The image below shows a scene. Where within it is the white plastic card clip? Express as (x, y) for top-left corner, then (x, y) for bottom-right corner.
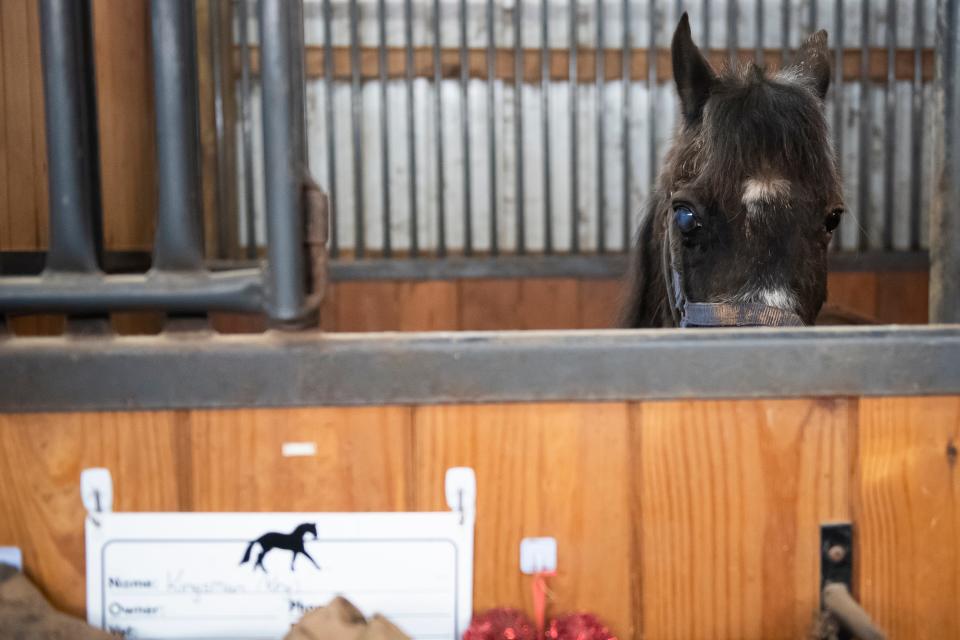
(445, 467), (477, 525)
(80, 468), (113, 525)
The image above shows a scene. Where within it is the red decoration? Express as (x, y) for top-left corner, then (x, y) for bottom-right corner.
(463, 608), (538, 640)
(544, 613), (618, 640)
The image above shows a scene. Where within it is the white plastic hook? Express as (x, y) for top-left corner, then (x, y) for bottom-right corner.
(81, 468), (113, 526)
(445, 468), (476, 525)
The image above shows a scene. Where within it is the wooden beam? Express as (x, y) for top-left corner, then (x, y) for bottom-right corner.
(238, 46), (935, 84)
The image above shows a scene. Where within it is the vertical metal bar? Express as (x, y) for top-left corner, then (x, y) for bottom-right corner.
(405, 0), (419, 256)
(487, 0), (499, 255)
(701, 0), (710, 46)
(910, 0), (925, 250)
(728, 0), (738, 66)
(756, 0), (765, 65)
(570, 0), (581, 252)
(622, 0), (632, 250)
(150, 0), (204, 271)
(379, 0), (392, 256)
(460, 0), (474, 254)
(514, 0), (526, 254)
(260, 0), (309, 322)
(39, 0), (102, 273)
(541, 0), (554, 253)
(930, 0), (960, 322)
(832, 0), (845, 252)
(647, 0), (657, 187)
(857, 0), (872, 250)
(433, 0), (447, 256)
(782, 0), (791, 59)
(882, 0), (896, 249)
(809, 0), (818, 33)
(210, 0), (231, 258)
(349, 0), (365, 257)
(596, 0), (606, 252)
(322, 0), (338, 258)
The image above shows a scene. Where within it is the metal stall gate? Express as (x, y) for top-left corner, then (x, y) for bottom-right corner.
(0, 0), (318, 327)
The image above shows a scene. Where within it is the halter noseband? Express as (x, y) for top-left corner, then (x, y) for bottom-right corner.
(663, 235), (805, 328)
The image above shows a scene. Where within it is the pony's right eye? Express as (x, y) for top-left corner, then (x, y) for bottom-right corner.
(825, 208), (843, 232)
(674, 205), (700, 234)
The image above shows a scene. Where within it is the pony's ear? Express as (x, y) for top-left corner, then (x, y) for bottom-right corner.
(787, 29), (831, 100)
(672, 13), (716, 124)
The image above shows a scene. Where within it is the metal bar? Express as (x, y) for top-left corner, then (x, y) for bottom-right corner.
(260, 0), (310, 323)
(239, 0), (259, 259)
(379, 0), (392, 256)
(621, 0), (632, 251)
(910, 0), (925, 250)
(322, 0), (338, 258)
(755, 0), (765, 65)
(931, 0), (960, 321)
(541, 0), (554, 253)
(782, 0), (791, 58)
(150, 0), (204, 272)
(702, 0), (710, 46)
(487, 0), (499, 255)
(405, 0), (419, 256)
(433, 0), (447, 256)
(39, 0), (102, 274)
(460, 0), (474, 254)
(514, 0), (526, 254)
(809, 0), (818, 33)
(595, 0), (606, 252)
(883, 0), (897, 249)
(728, 0), (738, 65)
(210, 0), (231, 258)
(0, 271), (264, 314)
(647, 0), (657, 186)
(5, 326), (960, 413)
(858, 0), (872, 250)
(833, 0), (845, 222)
(349, 0), (365, 257)
(569, 0), (580, 252)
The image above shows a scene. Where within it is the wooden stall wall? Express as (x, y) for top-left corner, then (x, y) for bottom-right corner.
(2, 396), (958, 638)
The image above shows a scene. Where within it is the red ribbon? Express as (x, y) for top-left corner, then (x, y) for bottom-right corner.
(531, 570), (556, 636)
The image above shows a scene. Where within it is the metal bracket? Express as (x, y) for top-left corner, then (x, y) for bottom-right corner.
(819, 522), (886, 640)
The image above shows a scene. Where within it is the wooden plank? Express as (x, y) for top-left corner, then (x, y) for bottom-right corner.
(242, 46), (935, 84)
(855, 396), (960, 639)
(0, 411), (187, 617)
(111, 312), (164, 335)
(458, 279), (523, 330)
(828, 272), (880, 320)
(578, 278), (623, 329)
(92, 0), (156, 251)
(875, 271), (929, 324)
(633, 398), (852, 639)
(413, 403), (634, 636)
(336, 281), (459, 331)
(0, 5), (8, 250)
(188, 407), (413, 512)
(1, 0), (40, 249)
(27, 0), (49, 250)
(6, 313), (65, 336)
(518, 278), (580, 329)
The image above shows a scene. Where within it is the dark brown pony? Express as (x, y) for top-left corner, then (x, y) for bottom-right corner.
(619, 14), (844, 328)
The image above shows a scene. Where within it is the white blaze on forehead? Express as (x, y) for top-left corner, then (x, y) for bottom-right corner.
(742, 176), (791, 220)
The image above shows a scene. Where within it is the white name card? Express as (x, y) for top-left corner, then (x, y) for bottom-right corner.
(84, 469), (476, 640)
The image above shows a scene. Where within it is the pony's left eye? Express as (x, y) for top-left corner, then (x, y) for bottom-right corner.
(674, 205), (701, 234)
(825, 208), (843, 232)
